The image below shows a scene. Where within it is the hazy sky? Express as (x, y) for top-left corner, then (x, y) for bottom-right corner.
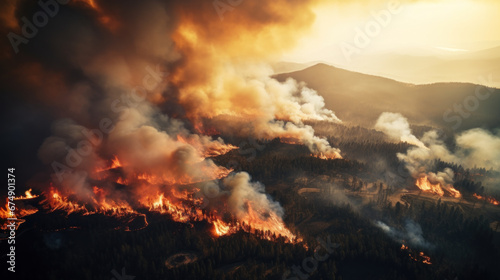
(282, 0), (500, 63)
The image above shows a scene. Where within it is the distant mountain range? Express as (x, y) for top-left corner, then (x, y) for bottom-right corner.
(275, 63), (500, 131)
(276, 45), (500, 88)
(341, 46), (500, 88)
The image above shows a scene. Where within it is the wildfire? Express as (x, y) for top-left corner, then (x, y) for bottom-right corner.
(193, 122), (221, 136)
(142, 191), (298, 242)
(21, 150), (297, 244)
(145, 192), (219, 229)
(177, 135), (238, 158)
(96, 155), (123, 173)
(1, 198), (39, 230)
(74, 0), (121, 32)
(42, 187), (135, 216)
(91, 186), (135, 215)
(419, 251), (432, 265)
(0, 199), (13, 220)
(213, 219), (232, 236)
(447, 186), (462, 198)
(239, 201), (298, 242)
(145, 192), (201, 223)
(13, 184), (299, 243)
(473, 193), (500, 206)
(14, 188), (39, 200)
(279, 138), (302, 145)
(416, 176), (445, 196)
(401, 243), (432, 265)
(416, 175), (461, 198)
(44, 188), (88, 215)
(110, 156), (123, 169)
(311, 152), (342, 160)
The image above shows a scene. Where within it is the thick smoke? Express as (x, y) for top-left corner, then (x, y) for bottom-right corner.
(375, 112), (426, 148)
(0, 0), (344, 231)
(376, 112), (500, 193)
(223, 172), (284, 221)
(455, 128), (500, 170)
(398, 129), (500, 175)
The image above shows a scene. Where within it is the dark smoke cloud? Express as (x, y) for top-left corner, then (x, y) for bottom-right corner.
(0, 0), (344, 230)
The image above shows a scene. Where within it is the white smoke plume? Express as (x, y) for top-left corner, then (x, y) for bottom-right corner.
(384, 113), (500, 193)
(375, 112), (426, 148)
(223, 172), (284, 220)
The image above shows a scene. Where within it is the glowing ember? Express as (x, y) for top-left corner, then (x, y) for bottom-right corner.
(279, 138), (301, 145)
(401, 243), (432, 265)
(419, 252), (432, 265)
(473, 193), (500, 206)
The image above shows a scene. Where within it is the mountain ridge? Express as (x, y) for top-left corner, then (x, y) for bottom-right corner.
(274, 63), (500, 130)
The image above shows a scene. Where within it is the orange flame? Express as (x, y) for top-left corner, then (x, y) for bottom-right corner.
(239, 201), (298, 242)
(43, 188), (88, 215)
(416, 176), (445, 196)
(416, 175), (461, 198)
(213, 219), (232, 236)
(42, 187), (135, 216)
(0, 199), (13, 220)
(96, 155), (123, 173)
(1, 198), (39, 230)
(141, 191), (298, 242)
(110, 156), (122, 169)
(473, 193), (499, 206)
(311, 152), (342, 160)
(177, 134), (238, 158)
(35, 148), (297, 243)
(14, 188), (39, 200)
(447, 186), (462, 198)
(401, 243), (432, 265)
(419, 251), (432, 265)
